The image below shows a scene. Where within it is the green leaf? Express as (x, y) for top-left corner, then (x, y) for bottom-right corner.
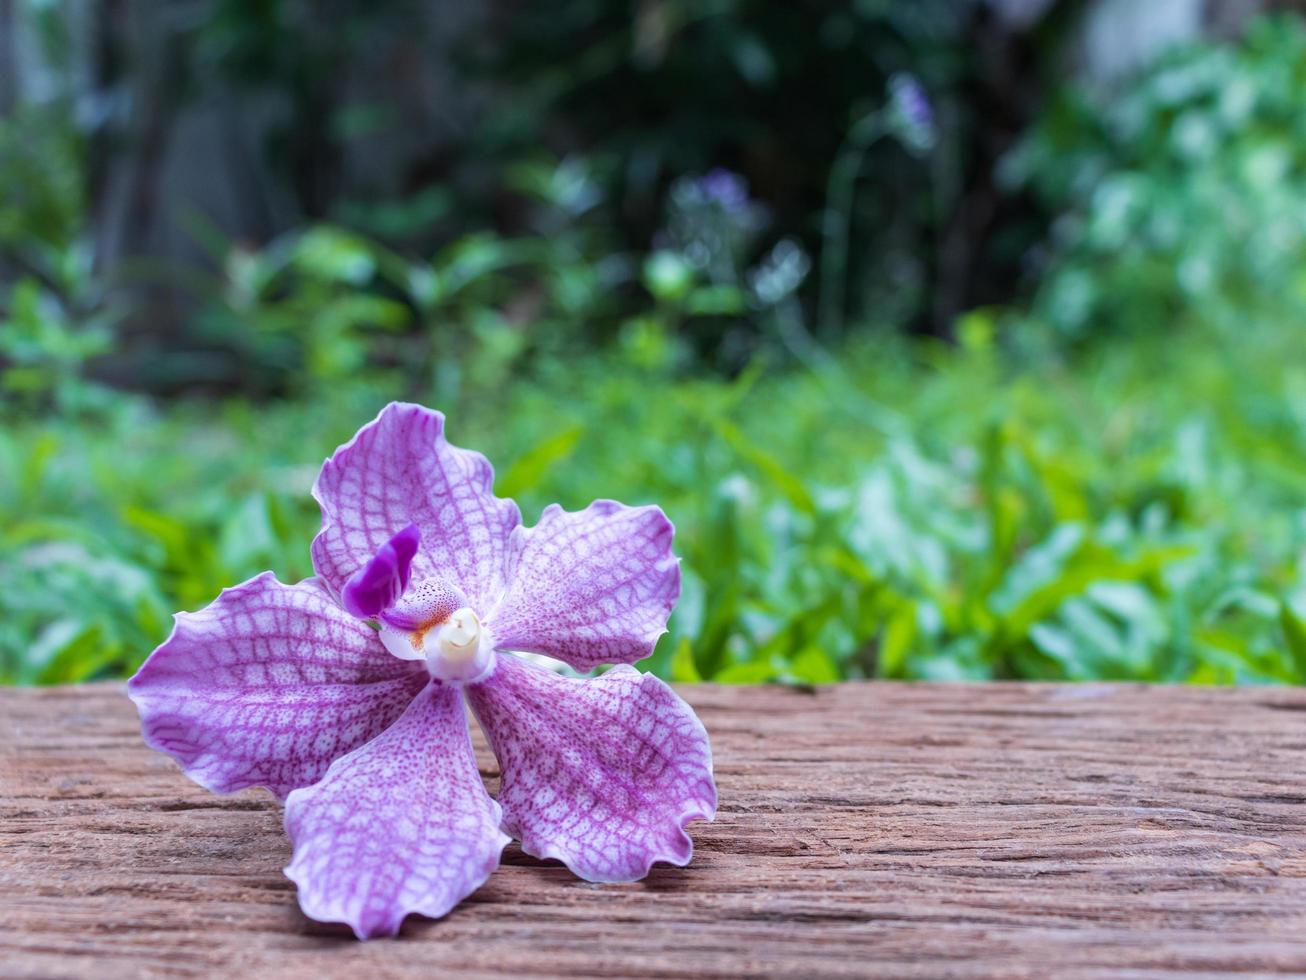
(1279, 601), (1306, 678)
(714, 658), (779, 684)
(643, 250), (695, 303)
(993, 538), (1190, 645)
(714, 418), (817, 515)
(496, 424), (583, 499)
(878, 601), (916, 678)
(685, 285), (746, 317)
(785, 645), (840, 684)
(293, 227), (376, 285)
(669, 637), (702, 683)
(34, 623), (122, 684)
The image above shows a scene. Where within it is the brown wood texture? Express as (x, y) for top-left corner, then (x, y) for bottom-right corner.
(4, 681), (1306, 978)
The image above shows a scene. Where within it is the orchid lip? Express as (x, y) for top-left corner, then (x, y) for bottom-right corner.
(380, 605), (496, 683)
(341, 524), (420, 619)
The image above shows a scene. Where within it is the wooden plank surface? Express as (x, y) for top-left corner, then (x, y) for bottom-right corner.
(4, 681), (1306, 978)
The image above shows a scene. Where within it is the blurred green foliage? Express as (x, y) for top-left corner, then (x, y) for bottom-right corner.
(0, 0), (1010, 379)
(5, 13), (1306, 686)
(474, 0), (977, 335)
(1008, 14), (1306, 339)
(6, 317), (1306, 686)
(177, 158), (818, 395)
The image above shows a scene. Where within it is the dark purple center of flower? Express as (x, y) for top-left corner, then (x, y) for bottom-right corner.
(340, 524), (420, 619)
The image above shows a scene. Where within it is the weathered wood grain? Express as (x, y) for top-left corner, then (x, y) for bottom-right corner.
(3, 682), (1306, 978)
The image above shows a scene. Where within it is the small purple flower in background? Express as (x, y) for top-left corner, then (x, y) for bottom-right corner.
(887, 72), (936, 154)
(665, 168), (768, 284)
(697, 167), (751, 212)
(128, 402), (716, 939)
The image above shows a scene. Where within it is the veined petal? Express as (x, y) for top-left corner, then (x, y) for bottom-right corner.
(312, 403), (521, 615)
(285, 682), (510, 939)
(467, 654), (715, 883)
(128, 573), (426, 800)
(487, 500), (680, 671)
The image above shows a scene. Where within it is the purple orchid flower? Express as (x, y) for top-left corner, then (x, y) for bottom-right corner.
(127, 403), (716, 939)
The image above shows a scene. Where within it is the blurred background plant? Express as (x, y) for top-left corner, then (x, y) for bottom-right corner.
(4, 0), (1306, 686)
(1005, 12), (1306, 342)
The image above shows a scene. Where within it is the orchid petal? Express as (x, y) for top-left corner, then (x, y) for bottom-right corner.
(467, 654), (715, 883)
(487, 500), (680, 671)
(312, 403), (521, 615)
(341, 523), (420, 619)
(128, 573), (427, 800)
(284, 682), (510, 939)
